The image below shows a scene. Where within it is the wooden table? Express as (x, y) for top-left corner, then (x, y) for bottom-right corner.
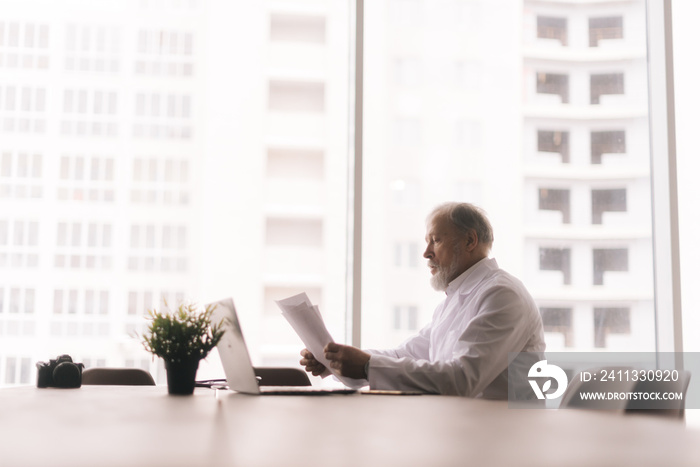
(1, 385), (699, 466)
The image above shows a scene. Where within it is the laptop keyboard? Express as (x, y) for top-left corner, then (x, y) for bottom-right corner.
(259, 386), (358, 395)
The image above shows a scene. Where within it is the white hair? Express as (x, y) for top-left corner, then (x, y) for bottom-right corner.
(428, 202), (494, 248)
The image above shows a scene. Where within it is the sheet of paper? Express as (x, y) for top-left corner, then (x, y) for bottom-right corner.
(276, 293), (365, 389)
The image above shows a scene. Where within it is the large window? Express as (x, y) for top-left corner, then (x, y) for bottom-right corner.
(0, 0), (683, 387)
(362, 0), (656, 355)
(0, 0), (352, 385)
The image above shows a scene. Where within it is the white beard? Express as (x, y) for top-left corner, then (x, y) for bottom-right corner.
(429, 255), (463, 291)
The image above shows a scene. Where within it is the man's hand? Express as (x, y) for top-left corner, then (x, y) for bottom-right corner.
(324, 343), (370, 379)
(300, 349), (327, 377)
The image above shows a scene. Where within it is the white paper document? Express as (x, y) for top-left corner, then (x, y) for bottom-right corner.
(275, 293), (366, 389)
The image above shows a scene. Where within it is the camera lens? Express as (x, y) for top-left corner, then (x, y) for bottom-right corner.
(53, 362), (81, 388)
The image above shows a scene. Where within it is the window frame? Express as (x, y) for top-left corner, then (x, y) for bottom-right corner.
(645, 0), (683, 355)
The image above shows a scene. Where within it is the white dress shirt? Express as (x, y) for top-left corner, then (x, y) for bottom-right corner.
(366, 257), (546, 398)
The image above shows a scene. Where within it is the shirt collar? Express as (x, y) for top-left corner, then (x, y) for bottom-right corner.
(444, 257), (497, 296)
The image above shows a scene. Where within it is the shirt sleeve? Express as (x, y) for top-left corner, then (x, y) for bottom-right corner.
(367, 285), (540, 397)
(366, 318), (433, 360)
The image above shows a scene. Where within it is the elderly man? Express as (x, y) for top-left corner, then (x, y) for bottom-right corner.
(300, 202), (546, 398)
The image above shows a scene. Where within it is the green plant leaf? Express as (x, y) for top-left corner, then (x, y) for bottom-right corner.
(140, 302), (224, 364)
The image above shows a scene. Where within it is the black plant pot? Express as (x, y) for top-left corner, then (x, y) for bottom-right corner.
(165, 358), (200, 395)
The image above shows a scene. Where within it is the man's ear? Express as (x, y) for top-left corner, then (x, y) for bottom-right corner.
(464, 230), (479, 252)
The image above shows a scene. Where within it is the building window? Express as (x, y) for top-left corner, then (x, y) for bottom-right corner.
(61, 89), (119, 137)
(268, 80), (325, 113)
(123, 358), (152, 372)
(49, 288), (111, 338)
(540, 307), (573, 347)
(591, 189), (626, 224)
(594, 307), (630, 348)
(128, 224), (188, 272)
(55, 221), (113, 270)
(132, 92), (192, 140)
(127, 289), (185, 316)
(65, 24), (120, 73)
(0, 220), (39, 268)
(134, 29), (194, 77)
(50, 320), (110, 338)
(130, 157), (189, 205)
(537, 130), (569, 163)
(537, 16), (567, 46)
(1, 151), (44, 200)
(393, 305), (418, 331)
(83, 357), (108, 369)
(0, 287), (35, 315)
(0, 21), (50, 70)
(265, 218), (323, 247)
(393, 242), (419, 268)
(536, 72), (569, 103)
(266, 148), (324, 180)
(4, 357), (15, 384)
(0, 85), (47, 133)
(58, 155), (115, 202)
(270, 14), (326, 44)
(589, 17), (623, 47)
(590, 130), (625, 164)
(53, 288), (109, 315)
(539, 248), (571, 285)
(590, 73), (624, 105)
(538, 188), (570, 224)
(19, 357), (31, 384)
(593, 248), (628, 285)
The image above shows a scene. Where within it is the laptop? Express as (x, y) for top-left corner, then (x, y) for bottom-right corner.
(206, 297), (357, 395)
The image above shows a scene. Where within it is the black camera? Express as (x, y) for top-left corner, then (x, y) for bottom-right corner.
(36, 354), (84, 388)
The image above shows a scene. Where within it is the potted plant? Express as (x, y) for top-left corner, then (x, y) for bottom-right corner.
(141, 302), (224, 395)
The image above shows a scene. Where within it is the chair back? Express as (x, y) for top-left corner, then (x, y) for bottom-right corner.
(82, 367), (156, 386)
(559, 366), (634, 411)
(625, 370), (692, 420)
(253, 367), (311, 386)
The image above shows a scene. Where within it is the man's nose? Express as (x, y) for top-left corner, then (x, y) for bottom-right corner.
(423, 246), (432, 259)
